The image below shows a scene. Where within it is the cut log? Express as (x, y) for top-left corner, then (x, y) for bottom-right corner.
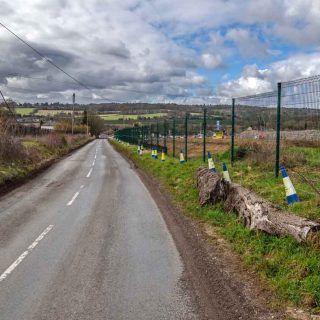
(196, 168), (320, 243)
(196, 168), (228, 206)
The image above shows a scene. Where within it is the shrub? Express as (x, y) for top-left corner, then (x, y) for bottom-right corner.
(0, 115), (26, 163)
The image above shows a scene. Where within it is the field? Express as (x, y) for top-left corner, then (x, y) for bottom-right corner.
(15, 108), (35, 116)
(35, 109), (75, 116)
(100, 113), (167, 121)
(112, 140), (320, 313)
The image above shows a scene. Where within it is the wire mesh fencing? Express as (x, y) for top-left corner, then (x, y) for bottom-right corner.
(115, 109), (231, 163)
(231, 91), (278, 173)
(279, 77), (320, 200)
(115, 74), (319, 190)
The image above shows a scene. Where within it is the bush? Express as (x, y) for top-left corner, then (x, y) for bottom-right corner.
(0, 116), (26, 163)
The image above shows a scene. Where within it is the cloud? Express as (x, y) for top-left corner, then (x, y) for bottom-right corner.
(218, 53), (320, 98)
(201, 53), (224, 69)
(0, 0), (320, 104)
(225, 28), (271, 59)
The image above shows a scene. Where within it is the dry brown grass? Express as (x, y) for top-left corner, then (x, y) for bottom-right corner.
(0, 114), (26, 163)
(164, 137), (230, 158)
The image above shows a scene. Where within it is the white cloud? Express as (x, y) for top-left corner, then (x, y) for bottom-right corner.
(218, 53), (320, 98)
(0, 0), (320, 104)
(201, 53), (224, 69)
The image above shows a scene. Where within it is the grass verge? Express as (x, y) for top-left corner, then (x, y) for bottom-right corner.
(0, 134), (93, 187)
(111, 140), (320, 314)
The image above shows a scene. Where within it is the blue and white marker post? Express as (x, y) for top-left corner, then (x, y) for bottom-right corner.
(179, 149), (185, 164)
(139, 145), (143, 156)
(280, 165), (300, 205)
(207, 151), (216, 172)
(222, 162), (231, 182)
(137, 145), (140, 154)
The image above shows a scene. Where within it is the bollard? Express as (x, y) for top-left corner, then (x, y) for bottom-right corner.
(222, 162), (231, 182)
(207, 151), (216, 172)
(161, 148), (166, 162)
(180, 149), (185, 164)
(280, 165), (300, 205)
(154, 148), (158, 159)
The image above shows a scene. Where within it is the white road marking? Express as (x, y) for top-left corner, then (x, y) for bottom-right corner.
(0, 225), (54, 283)
(86, 168), (93, 178)
(94, 155), (97, 160)
(80, 185), (84, 189)
(92, 160), (95, 166)
(67, 192), (80, 206)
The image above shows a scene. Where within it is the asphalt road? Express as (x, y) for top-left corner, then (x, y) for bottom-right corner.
(0, 140), (199, 320)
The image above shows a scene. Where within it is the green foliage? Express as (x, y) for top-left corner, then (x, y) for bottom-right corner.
(112, 140), (320, 312)
(88, 115), (105, 136)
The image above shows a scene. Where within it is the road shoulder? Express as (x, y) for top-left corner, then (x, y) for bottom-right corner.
(112, 143), (286, 320)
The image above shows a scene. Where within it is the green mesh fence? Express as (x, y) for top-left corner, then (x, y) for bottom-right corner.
(232, 91), (278, 171)
(280, 77), (320, 200)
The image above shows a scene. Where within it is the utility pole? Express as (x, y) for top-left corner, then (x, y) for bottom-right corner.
(72, 92), (75, 135)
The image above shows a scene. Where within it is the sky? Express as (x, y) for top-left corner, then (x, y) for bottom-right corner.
(1, 0), (320, 104)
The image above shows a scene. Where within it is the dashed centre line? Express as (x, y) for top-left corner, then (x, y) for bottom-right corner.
(86, 168), (93, 178)
(67, 192), (80, 206)
(0, 225), (54, 283)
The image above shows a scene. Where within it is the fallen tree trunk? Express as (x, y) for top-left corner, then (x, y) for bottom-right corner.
(196, 168), (227, 206)
(196, 168), (320, 243)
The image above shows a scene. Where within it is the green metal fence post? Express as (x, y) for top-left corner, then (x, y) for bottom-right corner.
(141, 126), (144, 147)
(203, 108), (207, 162)
(275, 82), (282, 178)
(172, 117), (176, 157)
(164, 120), (167, 153)
(185, 113), (189, 162)
(231, 98), (235, 166)
(156, 121), (159, 151)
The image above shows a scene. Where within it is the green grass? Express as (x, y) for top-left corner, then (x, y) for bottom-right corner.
(111, 140), (320, 313)
(35, 109), (74, 116)
(209, 146), (320, 220)
(99, 113), (167, 121)
(15, 107), (35, 116)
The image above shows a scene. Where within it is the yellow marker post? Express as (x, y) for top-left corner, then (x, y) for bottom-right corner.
(161, 149), (166, 162)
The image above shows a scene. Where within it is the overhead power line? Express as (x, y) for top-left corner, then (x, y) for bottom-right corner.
(0, 73), (79, 86)
(0, 22), (131, 103)
(0, 21), (90, 90)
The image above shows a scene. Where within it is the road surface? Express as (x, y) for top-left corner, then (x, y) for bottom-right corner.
(0, 140), (199, 320)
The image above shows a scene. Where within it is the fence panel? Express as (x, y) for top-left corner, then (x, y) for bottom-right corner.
(232, 91), (278, 170)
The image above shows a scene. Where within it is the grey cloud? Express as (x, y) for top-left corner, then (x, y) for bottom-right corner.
(1, 0), (320, 104)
